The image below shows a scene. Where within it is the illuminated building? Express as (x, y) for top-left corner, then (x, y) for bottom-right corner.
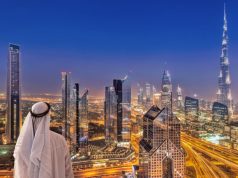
(6, 44), (22, 143)
(139, 105), (184, 177)
(145, 83), (152, 104)
(153, 92), (161, 107)
(79, 90), (89, 148)
(152, 85), (156, 96)
(104, 86), (117, 143)
(137, 83), (144, 106)
(161, 70), (172, 110)
(229, 122), (238, 150)
(216, 4), (233, 113)
(113, 76), (131, 146)
(185, 96), (199, 116)
(61, 72), (71, 140)
(176, 85), (183, 110)
(73, 83), (80, 149)
(211, 102), (228, 134)
(184, 96), (199, 131)
(113, 79), (123, 142)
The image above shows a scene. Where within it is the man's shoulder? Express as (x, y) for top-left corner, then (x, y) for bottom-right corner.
(50, 131), (67, 148)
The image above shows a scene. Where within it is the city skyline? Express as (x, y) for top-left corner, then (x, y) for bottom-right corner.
(1, 1), (238, 100)
(2, 1), (238, 177)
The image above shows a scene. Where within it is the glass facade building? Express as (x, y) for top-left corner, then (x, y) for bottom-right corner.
(79, 90), (89, 148)
(211, 102), (229, 134)
(104, 86), (117, 143)
(139, 105), (184, 177)
(6, 44), (22, 143)
(161, 70), (172, 110)
(61, 72), (71, 140)
(113, 76), (131, 145)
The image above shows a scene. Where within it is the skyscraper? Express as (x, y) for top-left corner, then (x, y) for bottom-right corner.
(121, 76), (131, 144)
(217, 4), (233, 113)
(113, 76), (131, 146)
(145, 83), (152, 104)
(211, 102), (228, 134)
(161, 70), (172, 110)
(184, 96), (199, 131)
(79, 90), (89, 148)
(137, 83), (144, 106)
(104, 86), (117, 143)
(6, 44), (22, 143)
(139, 105), (184, 177)
(176, 85), (183, 109)
(113, 79), (123, 142)
(73, 83), (80, 149)
(62, 72), (71, 140)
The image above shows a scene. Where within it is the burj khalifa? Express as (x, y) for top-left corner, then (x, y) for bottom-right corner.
(217, 4), (233, 113)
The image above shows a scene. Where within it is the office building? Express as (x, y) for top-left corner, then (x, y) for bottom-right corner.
(113, 76), (131, 145)
(62, 72), (71, 140)
(161, 70), (172, 110)
(6, 44), (22, 143)
(139, 105), (184, 177)
(104, 86), (117, 143)
(79, 90), (89, 147)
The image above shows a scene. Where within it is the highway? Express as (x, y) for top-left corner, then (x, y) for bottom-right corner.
(181, 132), (238, 177)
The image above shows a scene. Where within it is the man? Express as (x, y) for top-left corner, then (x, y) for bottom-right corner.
(14, 102), (74, 178)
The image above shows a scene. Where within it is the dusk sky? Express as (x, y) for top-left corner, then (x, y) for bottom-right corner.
(0, 0), (238, 100)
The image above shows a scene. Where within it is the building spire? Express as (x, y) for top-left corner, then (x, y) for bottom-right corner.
(223, 3), (227, 33)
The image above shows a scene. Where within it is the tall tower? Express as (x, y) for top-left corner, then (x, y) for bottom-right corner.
(145, 83), (151, 104)
(137, 83), (144, 105)
(73, 83), (80, 149)
(217, 4), (233, 113)
(79, 89), (89, 147)
(113, 76), (131, 146)
(161, 70), (172, 109)
(61, 72), (71, 140)
(6, 44), (22, 143)
(104, 86), (117, 143)
(176, 85), (183, 109)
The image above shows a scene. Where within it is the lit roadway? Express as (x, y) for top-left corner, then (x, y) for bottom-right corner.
(74, 166), (132, 177)
(182, 132), (238, 178)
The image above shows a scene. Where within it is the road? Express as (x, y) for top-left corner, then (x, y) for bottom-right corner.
(181, 132), (238, 177)
(74, 166), (132, 177)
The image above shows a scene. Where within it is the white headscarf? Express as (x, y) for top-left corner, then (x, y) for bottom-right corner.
(14, 102), (52, 178)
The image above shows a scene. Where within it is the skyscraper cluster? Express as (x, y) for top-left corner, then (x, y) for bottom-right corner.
(104, 76), (131, 147)
(137, 70), (182, 112)
(61, 72), (89, 151)
(137, 83), (157, 108)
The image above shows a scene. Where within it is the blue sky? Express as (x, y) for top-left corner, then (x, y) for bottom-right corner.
(0, 0), (238, 99)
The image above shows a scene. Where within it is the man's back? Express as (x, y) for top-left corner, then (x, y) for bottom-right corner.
(49, 131), (74, 178)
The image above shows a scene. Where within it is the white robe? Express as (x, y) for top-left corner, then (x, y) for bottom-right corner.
(48, 131), (74, 178)
(14, 102), (74, 178)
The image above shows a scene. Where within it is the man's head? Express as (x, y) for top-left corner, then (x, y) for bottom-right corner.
(30, 102), (51, 135)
